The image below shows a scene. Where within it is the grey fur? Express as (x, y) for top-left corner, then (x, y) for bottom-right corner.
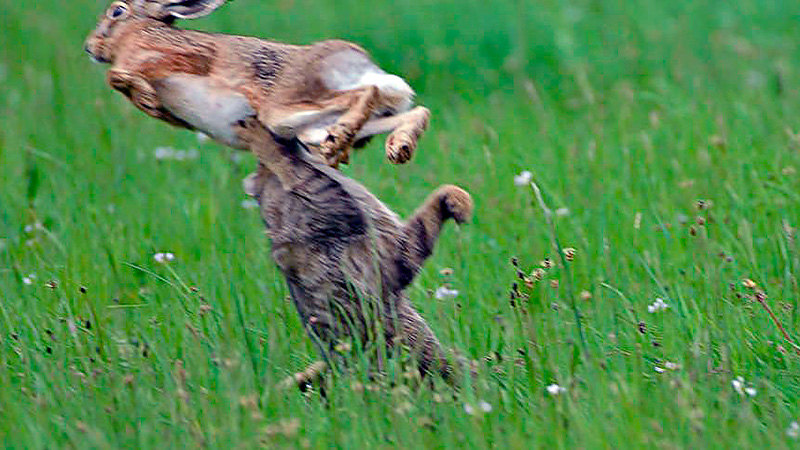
(239, 119), (473, 383)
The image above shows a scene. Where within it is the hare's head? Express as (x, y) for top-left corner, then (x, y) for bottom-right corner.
(84, 0), (227, 63)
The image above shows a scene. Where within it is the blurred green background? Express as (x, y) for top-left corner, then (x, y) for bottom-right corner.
(2, 0), (800, 447)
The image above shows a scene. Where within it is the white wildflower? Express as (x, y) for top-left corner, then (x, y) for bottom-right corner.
(464, 401), (492, 415)
(22, 274), (35, 285)
(732, 376), (756, 397)
(23, 223), (43, 234)
(732, 377), (744, 395)
(176, 149), (199, 161)
(241, 199), (259, 209)
(434, 286), (459, 300)
(787, 421), (799, 439)
(647, 298), (669, 313)
(555, 207), (570, 217)
(67, 318), (77, 336)
(546, 384), (566, 396)
(154, 147), (175, 160)
(655, 361), (679, 373)
(514, 170), (533, 186)
(154, 252), (175, 263)
(154, 147), (199, 161)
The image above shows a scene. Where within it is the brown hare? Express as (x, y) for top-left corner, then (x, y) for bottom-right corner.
(236, 117), (472, 387)
(84, 0), (430, 167)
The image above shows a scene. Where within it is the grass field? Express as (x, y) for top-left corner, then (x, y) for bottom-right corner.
(2, 0), (800, 447)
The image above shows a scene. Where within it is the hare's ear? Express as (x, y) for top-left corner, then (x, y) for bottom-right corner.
(154, 0), (227, 20)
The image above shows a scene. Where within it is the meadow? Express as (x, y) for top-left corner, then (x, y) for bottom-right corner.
(2, 0), (800, 447)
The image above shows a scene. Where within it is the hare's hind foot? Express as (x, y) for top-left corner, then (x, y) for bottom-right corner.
(319, 86), (380, 165)
(278, 361), (328, 392)
(385, 107), (430, 164)
(321, 123), (357, 166)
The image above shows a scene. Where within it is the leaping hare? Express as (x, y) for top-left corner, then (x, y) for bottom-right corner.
(237, 117), (473, 387)
(84, 0), (430, 166)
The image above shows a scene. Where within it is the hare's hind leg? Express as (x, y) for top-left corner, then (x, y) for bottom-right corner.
(264, 86), (379, 166)
(399, 186), (473, 284)
(318, 86), (380, 166)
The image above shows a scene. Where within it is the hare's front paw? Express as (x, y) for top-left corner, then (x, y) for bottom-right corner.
(107, 70), (160, 112)
(107, 69), (135, 93)
(132, 88), (160, 114)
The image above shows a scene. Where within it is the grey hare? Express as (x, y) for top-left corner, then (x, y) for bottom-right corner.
(237, 118), (473, 386)
(85, 0), (430, 167)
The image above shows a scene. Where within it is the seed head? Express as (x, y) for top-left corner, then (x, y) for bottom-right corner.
(262, 418), (300, 438)
(695, 199), (713, 210)
(334, 342), (352, 353)
(742, 279), (757, 289)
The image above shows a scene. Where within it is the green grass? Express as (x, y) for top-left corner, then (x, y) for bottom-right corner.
(2, 0), (800, 447)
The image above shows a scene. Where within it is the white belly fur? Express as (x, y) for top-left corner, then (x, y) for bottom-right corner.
(154, 75), (254, 149)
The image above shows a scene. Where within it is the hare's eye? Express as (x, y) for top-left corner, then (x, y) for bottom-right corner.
(107, 3), (128, 19)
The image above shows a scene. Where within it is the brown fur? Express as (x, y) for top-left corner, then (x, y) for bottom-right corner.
(85, 0), (429, 166)
(236, 117), (473, 385)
